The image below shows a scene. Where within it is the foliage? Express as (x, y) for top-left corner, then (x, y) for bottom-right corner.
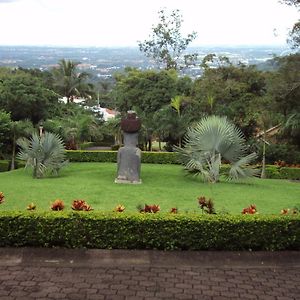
(192, 64), (266, 137)
(51, 199), (65, 211)
(265, 165), (300, 180)
(51, 59), (93, 103)
(71, 199), (93, 211)
(0, 212), (299, 250)
(256, 143), (300, 164)
(114, 204), (125, 212)
(0, 110), (12, 157)
(17, 132), (68, 178)
(138, 8), (197, 70)
(66, 150), (180, 164)
(0, 68), (58, 124)
(176, 116), (258, 183)
(242, 205), (257, 215)
(113, 68), (178, 114)
(280, 0), (300, 48)
(197, 196), (216, 214)
(26, 203), (36, 211)
(138, 204), (160, 213)
(44, 104), (104, 149)
(0, 192), (4, 204)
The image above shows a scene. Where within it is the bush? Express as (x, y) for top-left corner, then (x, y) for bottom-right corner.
(0, 212), (299, 250)
(265, 165), (300, 180)
(66, 150), (180, 164)
(258, 143), (300, 164)
(0, 160), (9, 172)
(0, 160), (26, 172)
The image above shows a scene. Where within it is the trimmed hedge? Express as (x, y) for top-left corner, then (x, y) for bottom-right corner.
(66, 150), (180, 164)
(0, 211), (299, 250)
(65, 151), (300, 179)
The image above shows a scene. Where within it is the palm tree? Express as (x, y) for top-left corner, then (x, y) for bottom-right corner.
(52, 59), (93, 103)
(17, 132), (68, 178)
(176, 115), (258, 183)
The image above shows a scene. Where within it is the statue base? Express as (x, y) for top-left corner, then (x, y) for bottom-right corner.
(114, 178), (142, 184)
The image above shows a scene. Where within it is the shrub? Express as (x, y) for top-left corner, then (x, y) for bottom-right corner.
(51, 199), (65, 211)
(0, 192), (4, 204)
(0, 160), (9, 172)
(257, 143), (300, 164)
(71, 199), (93, 211)
(265, 165), (300, 180)
(0, 212), (299, 250)
(66, 150), (179, 164)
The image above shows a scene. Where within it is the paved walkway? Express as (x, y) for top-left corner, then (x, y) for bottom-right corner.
(0, 248), (299, 300)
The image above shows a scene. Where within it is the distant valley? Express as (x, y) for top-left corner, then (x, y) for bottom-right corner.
(0, 45), (293, 79)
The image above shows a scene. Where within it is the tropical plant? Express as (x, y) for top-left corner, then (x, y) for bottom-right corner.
(52, 59), (93, 103)
(17, 132), (68, 178)
(175, 115), (258, 183)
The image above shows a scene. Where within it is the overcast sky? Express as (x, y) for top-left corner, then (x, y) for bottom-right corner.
(0, 0), (298, 47)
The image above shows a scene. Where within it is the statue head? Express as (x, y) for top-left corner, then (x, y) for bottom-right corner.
(121, 110), (141, 133)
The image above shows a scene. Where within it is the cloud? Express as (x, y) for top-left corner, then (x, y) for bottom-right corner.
(0, 0), (21, 3)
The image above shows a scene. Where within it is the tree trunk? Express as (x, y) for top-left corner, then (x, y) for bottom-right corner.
(10, 133), (16, 171)
(261, 132), (266, 179)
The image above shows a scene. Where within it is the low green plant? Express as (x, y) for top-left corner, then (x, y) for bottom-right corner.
(17, 132), (68, 178)
(0, 212), (299, 250)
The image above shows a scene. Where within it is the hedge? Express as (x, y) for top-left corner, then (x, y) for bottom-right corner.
(0, 160), (25, 173)
(65, 151), (300, 179)
(66, 150), (180, 164)
(0, 211), (299, 250)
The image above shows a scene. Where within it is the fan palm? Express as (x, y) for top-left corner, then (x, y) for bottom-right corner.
(17, 132), (68, 178)
(176, 115), (258, 183)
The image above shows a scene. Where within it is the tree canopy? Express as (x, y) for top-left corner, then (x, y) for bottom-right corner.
(138, 8), (197, 70)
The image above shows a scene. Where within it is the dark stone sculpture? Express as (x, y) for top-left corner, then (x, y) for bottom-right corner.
(115, 111), (142, 184)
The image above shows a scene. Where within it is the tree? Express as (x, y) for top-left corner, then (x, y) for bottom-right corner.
(176, 116), (257, 183)
(17, 132), (68, 178)
(10, 120), (34, 170)
(0, 68), (58, 124)
(192, 63), (267, 138)
(52, 59), (93, 103)
(0, 110), (12, 159)
(280, 0), (300, 48)
(138, 8), (197, 70)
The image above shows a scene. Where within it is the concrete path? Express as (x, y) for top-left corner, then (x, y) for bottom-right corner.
(0, 248), (299, 300)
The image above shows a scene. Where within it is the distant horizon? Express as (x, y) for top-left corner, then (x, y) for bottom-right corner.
(0, 43), (292, 49)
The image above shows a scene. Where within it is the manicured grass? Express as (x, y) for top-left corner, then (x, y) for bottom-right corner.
(0, 162), (299, 214)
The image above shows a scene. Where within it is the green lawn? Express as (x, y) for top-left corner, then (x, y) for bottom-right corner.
(0, 162), (299, 214)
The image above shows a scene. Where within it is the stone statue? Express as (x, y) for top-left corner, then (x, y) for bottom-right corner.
(115, 111), (142, 184)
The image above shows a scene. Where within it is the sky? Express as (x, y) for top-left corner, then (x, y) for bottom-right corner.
(0, 0), (299, 47)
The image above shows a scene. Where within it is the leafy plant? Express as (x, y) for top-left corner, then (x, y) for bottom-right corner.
(114, 204), (125, 212)
(51, 199), (65, 211)
(0, 192), (4, 204)
(138, 204), (160, 213)
(242, 205), (257, 214)
(17, 132), (68, 178)
(176, 115), (258, 183)
(170, 207), (178, 213)
(26, 203), (36, 211)
(197, 196), (216, 214)
(71, 199), (93, 211)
